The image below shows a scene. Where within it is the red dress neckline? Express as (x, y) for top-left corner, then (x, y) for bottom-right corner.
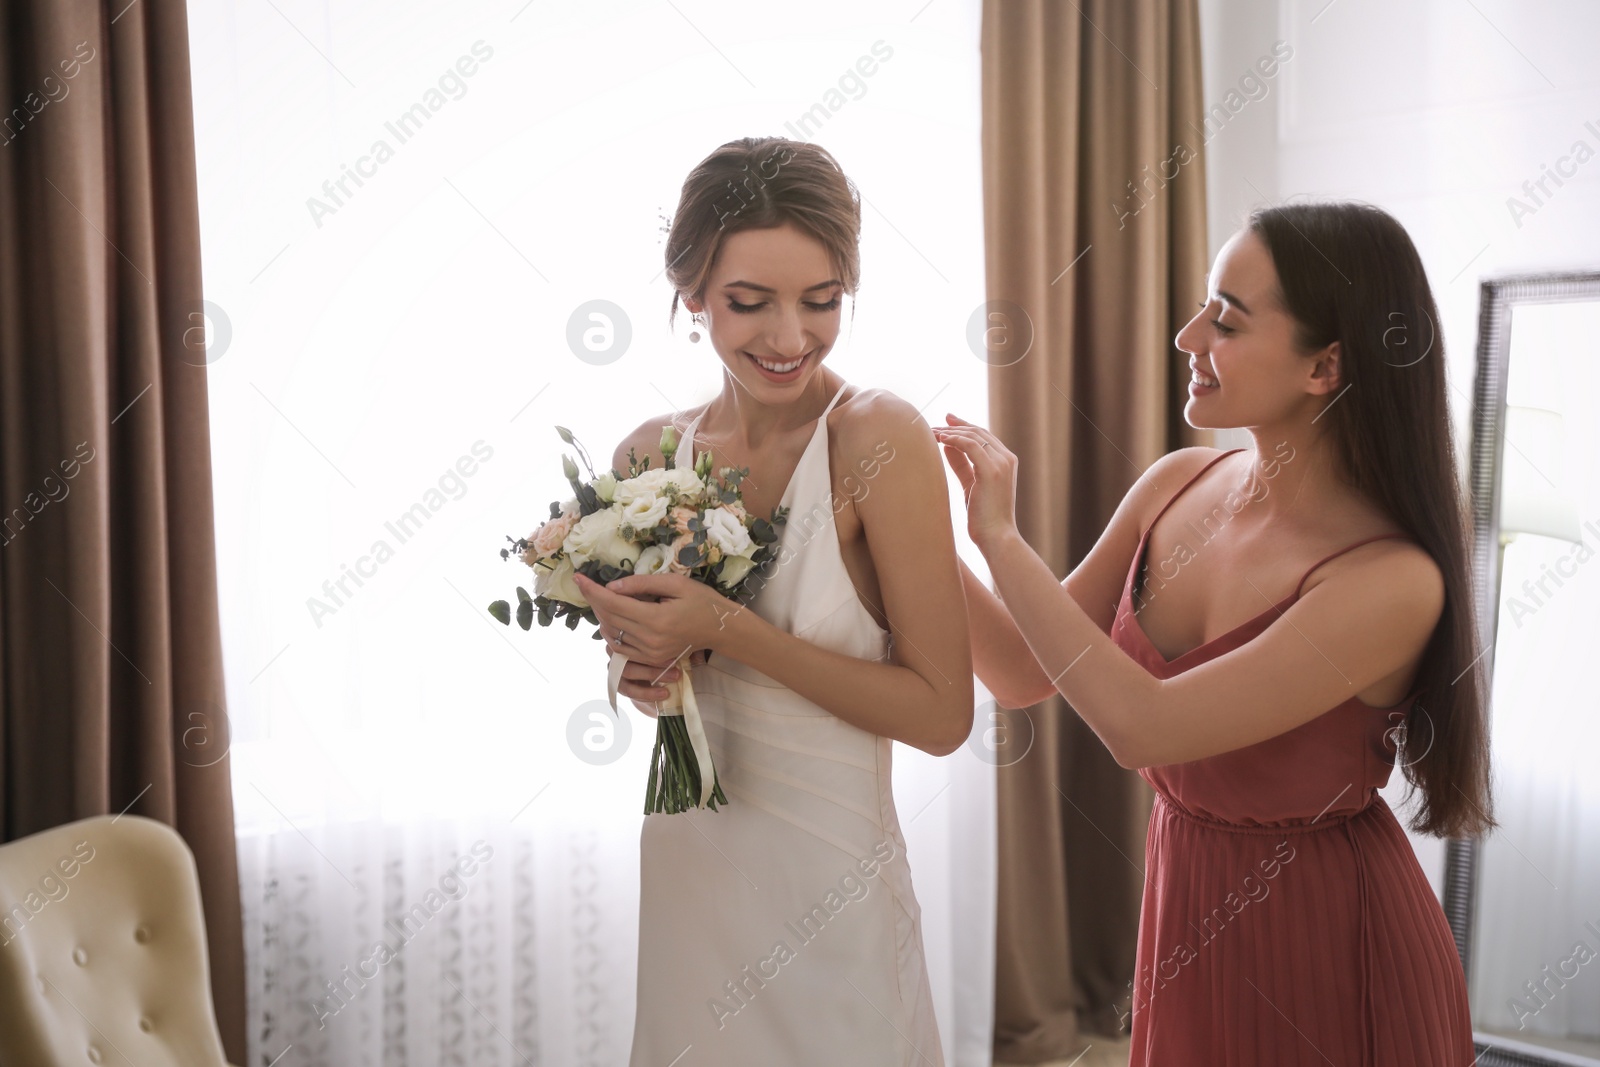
(1122, 521), (1298, 667)
(1117, 449), (1423, 713)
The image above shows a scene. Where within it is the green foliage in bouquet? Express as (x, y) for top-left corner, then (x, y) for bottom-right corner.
(486, 423), (790, 814)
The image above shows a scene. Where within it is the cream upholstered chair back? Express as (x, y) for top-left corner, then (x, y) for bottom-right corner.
(0, 814), (237, 1067)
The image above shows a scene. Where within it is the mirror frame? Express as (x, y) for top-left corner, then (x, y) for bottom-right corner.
(1443, 268), (1600, 1066)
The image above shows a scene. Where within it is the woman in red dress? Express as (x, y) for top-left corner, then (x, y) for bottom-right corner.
(934, 201), (1492, 1065)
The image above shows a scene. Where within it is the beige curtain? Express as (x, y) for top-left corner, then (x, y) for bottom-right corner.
(980, 0), (1209, 1059)
(0, 1), (245, 1060)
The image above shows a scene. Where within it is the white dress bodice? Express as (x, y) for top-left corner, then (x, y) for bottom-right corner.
(628, 380), (944, 1066)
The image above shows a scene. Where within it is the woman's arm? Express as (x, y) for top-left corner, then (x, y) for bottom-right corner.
(960, 450), (1187, 708)
(581, 394), (975, 756)
(960, 559), (1051, 708)
(714, 392), (974, 754)
(935, 419), (1444, 768)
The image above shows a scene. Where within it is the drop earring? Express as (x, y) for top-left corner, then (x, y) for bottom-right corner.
(688, 313), (704, 343)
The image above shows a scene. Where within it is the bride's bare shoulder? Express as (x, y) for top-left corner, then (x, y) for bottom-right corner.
(610, 406), (706, 473)
(828, 385), (927, 433)
(828, 385), (933, 461)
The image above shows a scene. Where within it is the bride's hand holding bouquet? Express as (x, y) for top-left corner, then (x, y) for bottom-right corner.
(487, 422), (787, 815)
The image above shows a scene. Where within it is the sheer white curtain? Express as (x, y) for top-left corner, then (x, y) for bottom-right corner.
(1472, 302), (1600, 1044)
(187, 1), (995, 1064)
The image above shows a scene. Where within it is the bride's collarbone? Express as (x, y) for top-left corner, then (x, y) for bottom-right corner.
(716, 438), (809, 521)
(687, 401), (853, 518)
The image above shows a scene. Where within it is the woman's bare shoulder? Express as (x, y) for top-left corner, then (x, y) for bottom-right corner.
(1144, 444), (1234, 484)
(610, 407), (706, 473)
(1128, 445), (1237, 517)
(830, 383), (915, 421)
(828, 386), (935, 464)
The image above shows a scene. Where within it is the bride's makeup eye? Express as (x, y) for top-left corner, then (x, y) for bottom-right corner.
(726, 296), (842, 313)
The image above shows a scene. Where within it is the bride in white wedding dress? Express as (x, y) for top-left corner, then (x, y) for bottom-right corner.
(574, 137), (974, 1067)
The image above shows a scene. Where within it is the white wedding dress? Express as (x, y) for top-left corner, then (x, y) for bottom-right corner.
(628, 379), (946, 1067)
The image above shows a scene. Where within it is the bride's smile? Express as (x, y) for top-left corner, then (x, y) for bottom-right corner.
(678, 219), (847, 417)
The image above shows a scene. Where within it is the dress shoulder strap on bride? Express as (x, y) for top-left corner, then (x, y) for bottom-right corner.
(673, 382), (850, 470)
(670, 410), (705, 471)
(822, 378), (850, 414)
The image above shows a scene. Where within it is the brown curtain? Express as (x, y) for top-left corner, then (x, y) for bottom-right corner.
(0, 1), (244, 1061)
(981, 0), (1209, 1060)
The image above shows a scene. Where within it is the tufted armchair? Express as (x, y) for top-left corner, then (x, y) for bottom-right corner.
(0, 814), (239, 1067)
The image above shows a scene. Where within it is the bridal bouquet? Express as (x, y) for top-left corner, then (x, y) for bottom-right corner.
(488, 423), (788, 814)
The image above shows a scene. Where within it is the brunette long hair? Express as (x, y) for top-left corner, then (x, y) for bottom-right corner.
(1249, 201), (1493, 838)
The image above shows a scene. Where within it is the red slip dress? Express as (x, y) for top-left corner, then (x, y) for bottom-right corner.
(1111, 448), (1475, 1066)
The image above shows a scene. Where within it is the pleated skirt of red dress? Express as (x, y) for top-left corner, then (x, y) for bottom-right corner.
(1128, 792), (1475, 1066)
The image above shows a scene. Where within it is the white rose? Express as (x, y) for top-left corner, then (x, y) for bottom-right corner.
(591, 472), (618, 503)
(534, 556), (588, 607)
(616, 467), (704, 507)
(565, 508), (637, 569)
(614, 469), (667, 504)
(702, 507), (754, 559)
(559, 497), (581, 518)
(620, 494), (669, 531)
(635, 544), (673, 575)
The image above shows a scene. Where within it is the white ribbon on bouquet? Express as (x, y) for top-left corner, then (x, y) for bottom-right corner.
(607, 648), (716, 809)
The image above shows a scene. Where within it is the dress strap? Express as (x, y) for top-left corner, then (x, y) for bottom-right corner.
(671, 380), (850, 470)
(819, 378), (851, 417)
(1291, 533), (1414, 599)
(669, 413), (699, 470)
(1141, 448), (1247, 538)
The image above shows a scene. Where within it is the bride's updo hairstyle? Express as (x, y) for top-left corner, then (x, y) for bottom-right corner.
(664, 137), (863, 331)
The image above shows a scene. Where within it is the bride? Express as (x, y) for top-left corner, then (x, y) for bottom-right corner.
(574, 136), (972, 1067)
